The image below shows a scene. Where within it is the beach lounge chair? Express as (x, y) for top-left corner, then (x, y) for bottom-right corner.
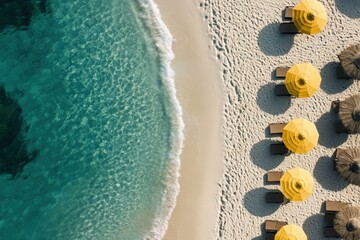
(323, 200), (350, 237)
(324, 227), (340, 238)
(280, 22), (299, 34)
(266, 171), (283, 183)
(284, 6), (293, 20)
(331, 100), (340, 112)
(266, 190), (289, 203)
(265, 232), (276, 240)
(269, 123), (286, 135)
(335, 121), (348, 133)
(275, 67), (290, 78)
(325, 200), (350, 212)
(265, 220), (288, 240)
(335, 148), (345, 161)
(275, 84), (291, 96)
(270, 143), (290, 155)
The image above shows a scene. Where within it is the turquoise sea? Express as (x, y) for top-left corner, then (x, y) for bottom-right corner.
(0, 0), (182, 239)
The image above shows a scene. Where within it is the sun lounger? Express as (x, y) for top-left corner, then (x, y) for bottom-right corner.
(265, 232), (276, 240)
(266, 171), (283, 183)
(284, 6), (293, 20)
(325, 200), (350, 212)
(269, 123), (286, 135)
(266, 191), (289, 203)
(264, 220), (288, 239)
(331, 100), (340, 112)
(270, 143), (290, 155)
(275, 84), (291, 96)
(324, 200), (350, 225)
(335, 148), (345, 160)
(275, 67), (290, 78)
(323, 200), (349, 238)
(324, 226), (340, 238)
(280, 22), (299, 34)
(325, 212), (336, 226)
(335, 121), (348, 133)
(265, 220), (288, 232)
(336, 63), (351, 79)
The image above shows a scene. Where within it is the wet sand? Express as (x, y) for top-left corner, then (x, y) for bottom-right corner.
(155, 0), (224, 239)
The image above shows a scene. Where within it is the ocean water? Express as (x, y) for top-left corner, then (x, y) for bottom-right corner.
(0, 0), (183, 239)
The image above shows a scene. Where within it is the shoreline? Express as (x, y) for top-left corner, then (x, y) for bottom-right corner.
(154, 0), (224, 239)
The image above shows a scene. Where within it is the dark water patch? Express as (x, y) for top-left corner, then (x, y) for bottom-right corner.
(0, 85), (37, 177)
(0, 0), (49, 32)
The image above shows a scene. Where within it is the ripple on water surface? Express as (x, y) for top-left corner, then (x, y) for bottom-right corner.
(0, 0), (176, 239)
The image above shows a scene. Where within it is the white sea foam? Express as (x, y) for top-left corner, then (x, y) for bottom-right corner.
(136, 0), (184, 239)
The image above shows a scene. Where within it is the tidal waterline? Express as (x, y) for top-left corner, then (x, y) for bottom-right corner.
(0, 0), (182, 239)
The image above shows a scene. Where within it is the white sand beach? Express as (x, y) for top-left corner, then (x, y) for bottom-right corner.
(158, 0), (360, 239)
(155, 0), (223, 239)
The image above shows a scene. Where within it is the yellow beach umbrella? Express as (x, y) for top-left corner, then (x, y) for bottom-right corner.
(282, 118), (319, 154)
(285, 63), (321, 98)
(280, 167), (314, 201)
(292, 0), (328, 35)
(275, 224), (308, 240)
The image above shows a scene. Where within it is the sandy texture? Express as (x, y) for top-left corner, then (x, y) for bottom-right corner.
(154, 0), (224, 239)
(195, 0), (360, 239)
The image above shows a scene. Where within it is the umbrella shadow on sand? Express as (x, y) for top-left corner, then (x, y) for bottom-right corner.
(335, 0), (360, 19)
(303, 214), (324, 240)
(315, 111), (348, 148)
(313, 156), (348, 191)
(320, 61), (353, 94)
(257, 23), (294, 56)
(244, 187), (280, 217)
(257, 83), (291, 115)
(250, 139), (286, 171)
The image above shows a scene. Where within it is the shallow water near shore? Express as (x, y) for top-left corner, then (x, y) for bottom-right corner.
(0, 0), (181, 239)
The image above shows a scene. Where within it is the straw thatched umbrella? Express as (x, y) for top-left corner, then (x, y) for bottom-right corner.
(338, 44), (360, 79)
(334, 205), (360, 240)
(336, 147), (360, 186)
(339, 95), (360, 133)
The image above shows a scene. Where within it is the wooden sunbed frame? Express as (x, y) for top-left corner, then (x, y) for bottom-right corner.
(331, 100), (340, 112)
(265, 220), (288, 240)
(266, 171), (284, 183)
(269, 123), (286, 135)
(280, 22), (299, 34)
(323, 200), (350, 238)
(275, 84), (291, 96)
(266, 190), (289, 204)
(270, 143), (290, 155)
(335, 121), (348, 133)
(275, 67), (290, 78)
(284, 6), (293, 20)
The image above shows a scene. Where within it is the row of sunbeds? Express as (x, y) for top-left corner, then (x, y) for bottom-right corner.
(264, 200), (349, 239)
